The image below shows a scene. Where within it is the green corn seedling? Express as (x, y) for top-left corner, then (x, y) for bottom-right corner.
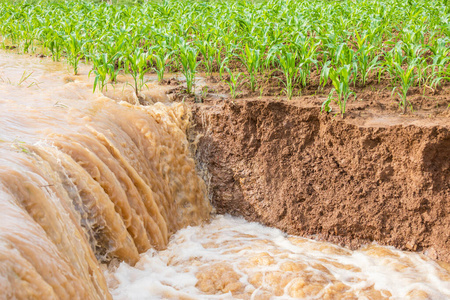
(151, 46), (172, 83)
(355, 43), (380, 86)
(63, 33), (85, 75)
(196, 39), (215, 76)
(275, 49), (300, 100)
(124, 48), (152, 97)
(238, 44), (262, 92)
(89, 52), (121, 92)
(322, 65), (356, 117)
(90, 54), (108, 92)
(179, 45), (200, 94)
(391, 59), (418, 114)
(319, 61), (331, 90)
(225, 67), (242, 100)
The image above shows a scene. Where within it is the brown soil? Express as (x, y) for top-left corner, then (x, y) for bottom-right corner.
(188, 96), (450, 263)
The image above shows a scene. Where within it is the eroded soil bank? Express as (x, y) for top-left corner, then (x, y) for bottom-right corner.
(189, 100), (450, 263)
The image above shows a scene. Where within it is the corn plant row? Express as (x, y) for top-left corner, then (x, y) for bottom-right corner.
(1, 0), (450, 115)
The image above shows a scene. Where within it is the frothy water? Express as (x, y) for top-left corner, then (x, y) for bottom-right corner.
(108, 215), (450, 300)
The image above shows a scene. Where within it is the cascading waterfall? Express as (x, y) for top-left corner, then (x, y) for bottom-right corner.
(0, 52), (211, 299)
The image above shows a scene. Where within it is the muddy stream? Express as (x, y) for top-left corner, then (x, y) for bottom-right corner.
(0, 52), (449, 299)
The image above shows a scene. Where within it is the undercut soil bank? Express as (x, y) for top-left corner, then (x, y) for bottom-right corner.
(189, 99), (450, 263)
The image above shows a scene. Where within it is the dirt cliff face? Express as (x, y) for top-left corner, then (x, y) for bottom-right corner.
(189, 100), (450, 263)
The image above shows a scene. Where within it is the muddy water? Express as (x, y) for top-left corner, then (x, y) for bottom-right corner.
(108, 215), (450, 300)
(0, 52), (449, 300)
(0, 52), (211, 299)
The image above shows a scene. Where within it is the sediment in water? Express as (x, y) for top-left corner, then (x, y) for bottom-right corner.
(0, 53), (211, 299)
(190, 100), (450, 263)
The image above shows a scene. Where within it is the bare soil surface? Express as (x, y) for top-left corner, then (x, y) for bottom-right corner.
(187, 91), (450, 263)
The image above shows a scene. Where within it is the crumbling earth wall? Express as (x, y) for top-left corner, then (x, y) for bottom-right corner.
(190, 100), (450, 262)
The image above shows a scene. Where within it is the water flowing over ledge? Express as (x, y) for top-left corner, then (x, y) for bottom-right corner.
(0, 52), (211, 299)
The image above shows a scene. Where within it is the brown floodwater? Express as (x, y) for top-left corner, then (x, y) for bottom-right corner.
(0, 52), (449, 300)
(0, 52), (211, 299)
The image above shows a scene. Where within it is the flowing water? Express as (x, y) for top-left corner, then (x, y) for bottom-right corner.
(107, 216), (450, 300)
(0, 52), (211, 299)
(0, 52), (449, 300)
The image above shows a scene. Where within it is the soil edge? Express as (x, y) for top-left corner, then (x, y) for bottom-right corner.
(189, 99), (450, 263)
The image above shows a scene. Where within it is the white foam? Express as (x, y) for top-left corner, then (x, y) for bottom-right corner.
(107, 215), (450, 299)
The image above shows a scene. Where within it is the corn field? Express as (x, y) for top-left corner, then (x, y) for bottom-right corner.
(1, 0), (450, 115)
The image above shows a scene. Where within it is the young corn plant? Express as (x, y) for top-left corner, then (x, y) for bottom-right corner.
(225, 67), (242, 100)
(63, 33), (85, 75)
(44, 30), (64, 62)
(381, 43), (405, 85)
(319, 61), (332, 91)
(238, 44), (262, 92)
(321, 65), (356, 118)
(213, 42), (230, 79)
(89, 52), (121, 92)
(275, 49), (300, 100)
(292, 34), (320, 87)
(334, 43), (358, 85)
(428, 55), (450, 90)
(355, 44), (380, 86)
(196, 39), (215, 77)
(391, 59), (419, 114)
(425, 38), (450, 88)
(124, 48), (152, 98)
(151, 46), (172, 83)
(18, 23), (36, 53)
(179, 45), (200, 94)
(89, 55), (108, 93)
(218, 56), (230, 80)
